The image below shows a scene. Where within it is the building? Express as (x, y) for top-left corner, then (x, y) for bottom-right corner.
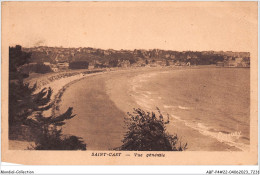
(57, 62), (69, 70)
(43, 62), (51, 66)
(120, 60), (131, 68)
(51, 67), (59, 72)
(223, 57), (250, 67)
(216, 61), (224, 67)
(155, 60), (166, 66)
(88, 61), (95, 69)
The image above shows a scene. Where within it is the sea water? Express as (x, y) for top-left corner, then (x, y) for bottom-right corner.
(130, 67), (250, 151)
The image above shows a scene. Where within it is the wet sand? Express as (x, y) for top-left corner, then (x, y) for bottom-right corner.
(59, 71), (127, 150)
(59, 67), (240, 151)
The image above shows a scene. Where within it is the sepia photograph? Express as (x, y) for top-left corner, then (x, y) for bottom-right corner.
(1, 1), (258, 166)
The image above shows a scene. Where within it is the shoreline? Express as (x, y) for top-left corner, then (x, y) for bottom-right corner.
(9, 69), (108, 150)
(125, 69), (250, 151)
(10, 66), (248, 151)
(105, 67), (245, 151)
(50, 66), (246, 151)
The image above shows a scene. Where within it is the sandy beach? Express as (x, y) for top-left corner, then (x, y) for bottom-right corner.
(9, 69), (105, 149)
(10, 67), (248, 151)
(57, 67), (246, 151)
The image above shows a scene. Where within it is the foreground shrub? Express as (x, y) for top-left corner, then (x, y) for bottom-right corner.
(27, 108), (87, 150)
(9, 80), (53, 128)
(118, 108), (187, 151)
(9, 79), (86, 150)
(33, 129), (86, 150)
(9, 45), (86, 150)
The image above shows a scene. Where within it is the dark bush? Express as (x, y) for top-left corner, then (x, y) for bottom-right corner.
(9, 45), (31, 73)
(27, 108), (87, 150)
(9, 45), (31, 79)
(9, 45), (86, 150)
(9, 80), (53, 128)
(69, 61), (89, 69)
(33, 128), (86, 150)
(19, 63), (53, 74)
(108, 59), (119, 67)
(9, 72), (29, 80)
(9, 78), (87, 150)
(34, 64), (52, 74)
(118, 108), (187, 151)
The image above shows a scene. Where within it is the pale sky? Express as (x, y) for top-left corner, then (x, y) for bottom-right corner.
(3, 2), (258, 51)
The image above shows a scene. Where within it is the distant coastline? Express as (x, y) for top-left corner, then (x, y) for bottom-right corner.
(18, 45), (250, 75)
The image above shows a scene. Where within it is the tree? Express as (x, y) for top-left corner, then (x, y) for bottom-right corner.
(27, 108), (86, 150)
(9, 45), (54, 140)
(108, 59), (119, 67)
(9, 80), (53, 127)
(129, 57), (137, 65)
(9, 45), (31, 78)
(118, 108), (187, 151)
(9, 79), (87, 150)
(9, 45), (31, 72)
(9, 45), (87, 150)
(9, 45), (32, 79)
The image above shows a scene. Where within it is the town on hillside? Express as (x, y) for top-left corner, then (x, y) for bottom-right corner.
(17, 46), (250, 74)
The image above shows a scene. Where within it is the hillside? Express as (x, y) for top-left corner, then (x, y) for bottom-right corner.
(22, 46), (250, 68)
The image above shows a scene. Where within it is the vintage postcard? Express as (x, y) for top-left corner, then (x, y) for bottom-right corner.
(1, 1), (258, 165)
